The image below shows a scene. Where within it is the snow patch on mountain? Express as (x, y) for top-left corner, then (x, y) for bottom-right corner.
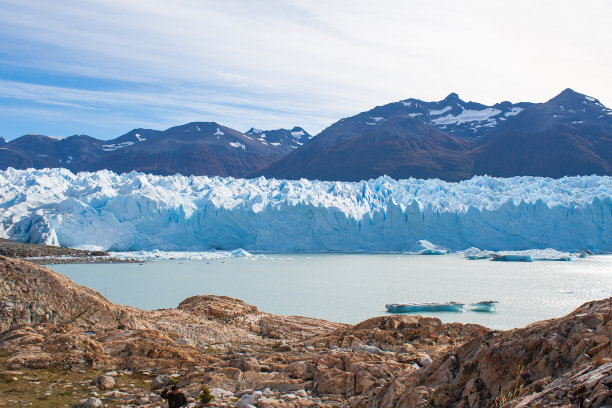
(229, 142), (246, 150)
(429, 106), (452, 116)
(101, 141), (135, 151)
(431, 108), (502, 125)
(504, 107), (524, 117)
(0, 169), (610, 253)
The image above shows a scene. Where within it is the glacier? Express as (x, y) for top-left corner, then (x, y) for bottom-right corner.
(0, 168), (611, 252)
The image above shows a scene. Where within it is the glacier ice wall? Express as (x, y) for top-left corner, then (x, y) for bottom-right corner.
(0, 168), (610, 252)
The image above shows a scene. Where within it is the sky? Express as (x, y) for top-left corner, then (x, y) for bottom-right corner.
(0, 0), (610, 140)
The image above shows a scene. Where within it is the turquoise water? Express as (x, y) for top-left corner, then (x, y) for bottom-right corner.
(50, 254), (612, 330)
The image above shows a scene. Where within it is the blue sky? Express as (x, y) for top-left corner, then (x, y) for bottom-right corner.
(0, 0), (610, 140)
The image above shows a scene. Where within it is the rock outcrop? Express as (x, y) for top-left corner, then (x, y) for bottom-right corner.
(0, 256), (147, 332)
(353, 298), (612, 408)
(0, 255), (610, 407)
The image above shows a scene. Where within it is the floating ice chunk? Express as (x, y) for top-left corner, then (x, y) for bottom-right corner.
(491, 253), (533, 262)
(408, 240), (448, 255)
(467, 301), (497, 312)
(110, 249), (259, 261)
(491, 249), (571, 262)
(230, 248), (252, 258)
(463, 247), (490, 260)
(386, 302), (464, 313)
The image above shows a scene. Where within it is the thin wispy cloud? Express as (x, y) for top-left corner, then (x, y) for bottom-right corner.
(0, 0), (610, 139)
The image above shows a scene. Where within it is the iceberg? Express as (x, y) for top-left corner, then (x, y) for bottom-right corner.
(386, 302), (465, 313)
(466, 301), (498, 312)
(407, 240), (448, 255)
(491, 253), (534, 262)
(490, 249), (573, 262)
(230, 248), (253, 258)
(462, 247), (490, 260)
(0, 168), (611, 252)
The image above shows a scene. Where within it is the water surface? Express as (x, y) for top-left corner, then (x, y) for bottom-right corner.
(50, 254), (612, 330)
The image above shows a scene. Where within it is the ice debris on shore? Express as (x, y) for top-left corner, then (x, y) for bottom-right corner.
(0, 168), (611, 252)
(109, 248), (263, 261)
(464, 248), (574, 261)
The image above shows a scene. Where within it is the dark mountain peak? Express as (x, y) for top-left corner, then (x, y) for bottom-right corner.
(547, 88), (589, 106)
(0, 136), (7, 144)
(289, 127), (312, 140)
(444, 92), (460, 101)
(244, 126), (312, 148)
(559, 88), (581, 97)
(539, 89), (610, 121)
(164, 122), (225, 136)
(245, 128), (264, 135)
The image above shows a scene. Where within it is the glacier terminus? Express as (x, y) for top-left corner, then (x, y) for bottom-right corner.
(0, 168), (610, 253)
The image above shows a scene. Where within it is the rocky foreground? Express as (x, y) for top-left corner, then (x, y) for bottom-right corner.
(0, 256), (610, 407)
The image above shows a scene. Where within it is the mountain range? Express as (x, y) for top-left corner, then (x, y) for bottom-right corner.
(1, 88), (610, 180)
(0, 124), (311, 177)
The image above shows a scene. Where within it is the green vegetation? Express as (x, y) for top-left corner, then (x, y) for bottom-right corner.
(199, 385), (215, 403)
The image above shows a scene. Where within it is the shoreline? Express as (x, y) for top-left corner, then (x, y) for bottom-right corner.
(1, 238), (609, 265)
(0, 238), (139, 264)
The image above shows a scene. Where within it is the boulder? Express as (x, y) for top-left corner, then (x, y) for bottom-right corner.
(73, 397), (104, 408)
(229, 357), (260, 372)
(95, 375), (115, 389)
(150, 374), (171, 390)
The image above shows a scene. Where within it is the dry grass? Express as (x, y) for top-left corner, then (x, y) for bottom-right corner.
(0, 349), (151, 407)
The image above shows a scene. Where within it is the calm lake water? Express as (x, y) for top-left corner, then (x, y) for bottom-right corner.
(50, 254), (612, 330)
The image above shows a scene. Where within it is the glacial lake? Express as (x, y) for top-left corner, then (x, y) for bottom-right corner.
(50, 254), (612, 330)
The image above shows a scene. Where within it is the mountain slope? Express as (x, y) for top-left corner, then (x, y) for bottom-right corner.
(257, 89), (612, 181)
(472, 89), (612, 177)
(0, 123), (309, 178)
(257, 115), (472, 181)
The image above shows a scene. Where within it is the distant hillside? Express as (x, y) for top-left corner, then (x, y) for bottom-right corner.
(256, 88), (612, 181)
(0, 124), (310, 178)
